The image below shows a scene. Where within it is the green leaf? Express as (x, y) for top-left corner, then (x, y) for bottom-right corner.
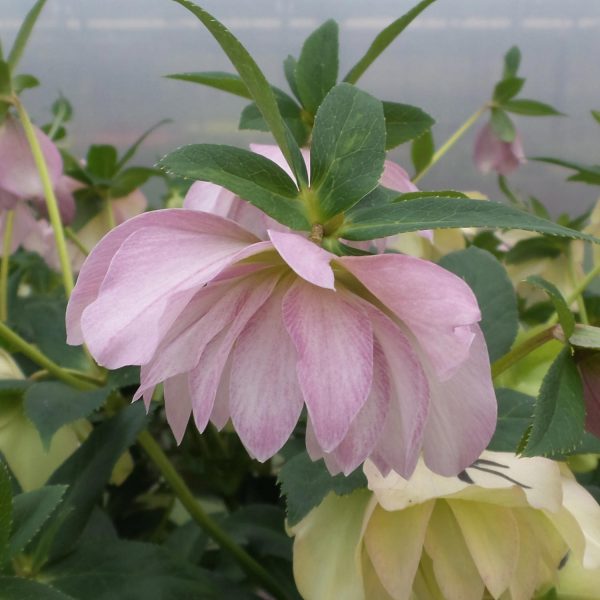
(0, 61), (11, 97)
(438, 247), (518, 361)
(411, 128), (434, 175)
(505, 236), (565, 264)
(490, 108), (516, 142)
(23, 382), (111, 450)
(340, 197), (600, 243)
(0, 462), (12, 563)
(591, 110), (600, 125)
(85, 145), (118, 181)
(493, 77), (524, 104)
(569, 324), (600, 349)
(171, 0), (307, 186)
(115, 119), (171, 172)
(165, 71), (252, 99)
(110, 166), (162, 198)
(0, 578), (74, 599)
(310, 83), (385, 219)
(488, 388), (534, 452)
(283, 55), (301, 102)
(52, 95), (73, 122)
(533, 157), (600, 186)
(525, 276), (575, 338)
(522, 347), (586, 457)
(278, 452), (367, 527)
(46, 404), (146, 558)
(158, 144), (308, 229)
(12, 73), (39, 94)
(344, 0), (438, 84)
(7, 0), (47, 71)
(503, 99), (563, 117)
(502, 46), (521, 79)
(295, 19), (339, 115)
(383, 101), (435, 149)
(9, 485), (67, 557)
(0, 380), (30, 397)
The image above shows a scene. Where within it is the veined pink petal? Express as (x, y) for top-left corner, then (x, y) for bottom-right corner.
(283, 280), (373, 451)
(0, 116), (62, 199)
(421, 327), (497, 476)
(183, 180), (237, 215)
(380, 160), (418, 193)
(210, 356), (232, 430)
(52, 175), (81, 225)
(164, 373), (192, 445)
(187, 273), (280, 432)
(339, 254), (481, 380)
(67, 209), (259, 345)
(250, 143), (311, 182)
(230, 285), (304, 461)
(268, 229), (335, 289)
(474, 123), (526, 176)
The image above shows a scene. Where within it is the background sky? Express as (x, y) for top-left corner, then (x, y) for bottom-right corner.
(3, 0), (600, 214)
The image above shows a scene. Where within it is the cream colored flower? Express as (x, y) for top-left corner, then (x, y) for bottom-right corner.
(291, 451), (600, 600)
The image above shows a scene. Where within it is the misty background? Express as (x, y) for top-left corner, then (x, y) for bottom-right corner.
(3, 0), (600, 214)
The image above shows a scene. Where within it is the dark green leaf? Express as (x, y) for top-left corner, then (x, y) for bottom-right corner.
(347, 185), (400, 213)
(9, 485), (67, 557)
(411, 128), (434, 175)
(106, 366), (140, 388)
(7, 0), (47, 71)
(533, 157), (600, 186)
(0, 61), (11, 96)
(23, 382), (111, 449)
(592, 110), (600, 125)
(488, 388), (533, 452)
(396, 190), (467, 201)
(383, 101), (435, 149)
(310, 83), (385, 219)
(158, 144), (308, 229)
(344, 0), (437, 84)
(493, 77), (524, 104)
(165, 71), (252, 98)
(502, 46), (521, 79)
(85, 145), (118, 181)
(505, 236), (566, 264)
(569, 324), (600, 350)
(164, 521), (208, 563)
(0, 462), (12, 563)
(0, 380), (30, 397)
(283, 55), (301, 102)
(0, 578), (74, 599)
(46, 404), (146, 558)
(52, 96), (73, 122)
(340, 197), (600, 243)
(503, 99), (563, 117)
(110, 166), (162, 198)
(278, 452), (367, 527)
(438, 247), (518, 361)
(115, 119), (171, 172)
(12, 73), (39, 94)
(525, 276), (575, 338)
(490, 108), (516, 142)
(171, 0), (307, 186)
(295, 20), (339, 115)
(522, 347), (586, 457)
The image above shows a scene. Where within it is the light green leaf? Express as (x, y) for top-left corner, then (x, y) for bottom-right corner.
(438, 247), (518, 361)
(344, 0), (437, 84)
(502, 46), (521, 79)
(310, 83), (385, 219)
(522, 347), (586, 457)
(383, 101), (435, 149)
(0, 462), (12, 563)
(12, 73), (39, 94)
(283, 55), (301, 102)
(490, 108), (516, 142)
(503, 99), (564, 117)
(525, 276), (575, 338)
(85, 145), (118, 181)
(0, 61), (11, 97)
(591, 110), (600, 126)
(569, 324), (600, 349)
(7, 0), (47, 71)
(158, 144), (308, 229)
(165, 71), (252, 98)
(411, 128), (434, 175)
(171, 0), (307, 186)
(488, 388), (534, 452)
(533, 156), (600, 186)
(493, 77), (524, 104)
(295, 19), (339, 115)
(23, 382), (111, 450)
(340, 197), (600, 242)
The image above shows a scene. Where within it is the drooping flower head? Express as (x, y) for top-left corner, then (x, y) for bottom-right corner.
(290, 452), (600, 600)
(474, 122), (526, 176)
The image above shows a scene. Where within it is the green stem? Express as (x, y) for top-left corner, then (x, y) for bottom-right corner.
(103, 194), (116, 231)
(14, 97), (74, 295)
(413, 104), (488, 184)
(492, 325), (556, 379)
(0, 209), (15, 321)
(566, 248), (589, 324)
(137, 430), (289, 600)
(65, 227), (90, 256)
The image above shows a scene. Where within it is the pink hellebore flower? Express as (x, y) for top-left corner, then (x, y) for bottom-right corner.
(577, 351), (600, 438)
(473, 122), (526, 176)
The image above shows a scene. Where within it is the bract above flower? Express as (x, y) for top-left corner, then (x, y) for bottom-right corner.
(474, 122), (526, 176)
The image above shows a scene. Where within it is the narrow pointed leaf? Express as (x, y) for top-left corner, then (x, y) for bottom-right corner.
(344, 0), (437, 84)
(310, 83), (385, 219)
(158, 144), (309, 229)
(166, 71), (253, 98)
(411, 128), (434, 174)
(383, 101), (435, 149)
(7, 0), (47, 70)
(340, 197), (600, 242)
(283, 55), (301, 102)
(115, 119), (171, 171)
(525, 276), (575, 338)
(592, 110), (600, 125)
(490, 108), (516, 142)
(493, 77), (524, 104)
(502, 46), (521, 79)
(0, 579), (74, 600)
(488, 388), (534, 452)
(503, 99), (564, 117)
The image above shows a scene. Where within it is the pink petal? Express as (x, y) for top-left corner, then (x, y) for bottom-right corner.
(250, 143), (311, 182)
(1, 203), (39, 255)
(67, 209), (258, 345)
(268, 229), (335, 289)
(230, 285), (304, 461)
(473, 123), (526, 176)
(0, 189), (19, 211)
(210, 357), (232, 430)
(339, 254), (481, 380)
(0, 116), (62, 199)
(164, 373), (192, 444)
(53, 175), (81, 224)
(380, 160), (418, 193)
(112, 188), (147, 224)
(282, 280), (373, 451)
(421, 326), (497, 476)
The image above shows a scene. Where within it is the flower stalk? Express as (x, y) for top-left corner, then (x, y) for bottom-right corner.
(0, 209), (15, 321)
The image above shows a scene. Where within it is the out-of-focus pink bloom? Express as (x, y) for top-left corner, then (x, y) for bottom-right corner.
(0, 203), (39, 256)
(32, 175), (81, 226)
(67, 202), (495, 477)
(473, 122), (526, 176)
(577, 352), (600, 438)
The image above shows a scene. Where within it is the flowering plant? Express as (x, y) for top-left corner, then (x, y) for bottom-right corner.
(0, 0), (599, 598)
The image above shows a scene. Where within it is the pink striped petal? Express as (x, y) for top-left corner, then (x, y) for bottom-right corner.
(183, 181), (237, 215)
(230, 286), (303, 461)
(283, 280), (373, 451)
(339, 254), (481, 380)
(421, 326), (497, 476)
(210, 357), (232, 430)
(164, 373), (192, 445)
(268, 229), (335, 289)
(380, 160), (418, 193)
(0, 117), (62, 199)
(250, 143), (311, 182)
